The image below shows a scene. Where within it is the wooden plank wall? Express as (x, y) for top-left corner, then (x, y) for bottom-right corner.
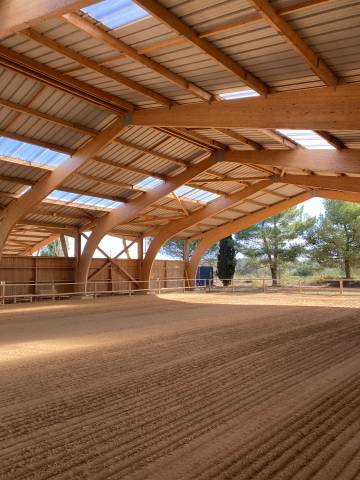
(0, 256), (185, 296)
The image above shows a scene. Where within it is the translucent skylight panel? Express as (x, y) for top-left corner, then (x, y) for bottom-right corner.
(0, 137), (69, 166)
(82, 0), (149, 29)
(277, 130), (335, 150)
(135, 176), (163, 190)
(219, 90), (260, 100)
(175, 185), (219, 203)
(48, 190), (123, 208)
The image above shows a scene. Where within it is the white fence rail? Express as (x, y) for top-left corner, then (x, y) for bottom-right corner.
(1, 277), (360, 304)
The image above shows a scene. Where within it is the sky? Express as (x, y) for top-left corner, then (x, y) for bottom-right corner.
(299, 197), (325, 217)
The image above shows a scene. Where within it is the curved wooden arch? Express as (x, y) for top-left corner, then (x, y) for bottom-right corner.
(186, 192), (311, 284)
(140, 180), (272, 286)
(75, 155), (219, 286)
(186, 189), (360, 284)
(0, 120), (125, 258)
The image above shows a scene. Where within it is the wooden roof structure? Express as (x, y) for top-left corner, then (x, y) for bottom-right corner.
(0, 0), (360, 283)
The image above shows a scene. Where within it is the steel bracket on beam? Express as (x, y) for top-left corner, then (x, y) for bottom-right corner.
(122, 113), (133, 126)
(271, 175), (281, 183)
(214, 151), (225, 162)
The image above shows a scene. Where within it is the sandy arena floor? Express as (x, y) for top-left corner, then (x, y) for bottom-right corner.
(1, 292), (360, 480)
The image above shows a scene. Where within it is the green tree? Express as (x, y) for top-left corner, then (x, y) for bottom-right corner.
(307, 200), (360, 278)
(39, 239), (63, 256)
(216, 236), (236, 286)
(235, 207), (314, 286)
(161, 239), (217, 260)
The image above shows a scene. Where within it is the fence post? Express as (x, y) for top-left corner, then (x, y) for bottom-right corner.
(340, 279), (344, 295)
(262, 278), (266, 293)
(232, 278), (235, 293)
(156, 278), (160, 295)
(183, 278), (186, 293)
(299, 280), (302, 294)
(1, 281), (5, 304)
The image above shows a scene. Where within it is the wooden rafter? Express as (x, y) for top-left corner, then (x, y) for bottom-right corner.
(76, 155), (220, 284)
(22, 28), (173, 108)
(314, 131), (346, 150)
(0, 121), (125, 257)
(62, 13), (213, 102)
(0, 45), (133, 113)
(0, 0), (97, 37)
(247, 0), (338, 87)
(99, 0), (333, 60)
(134, 0), (268, 95)
(23, 233), (59, 255)
(215, 128), (263, 150)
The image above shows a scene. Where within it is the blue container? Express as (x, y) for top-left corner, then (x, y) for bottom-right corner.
(196, 266), (213, 287)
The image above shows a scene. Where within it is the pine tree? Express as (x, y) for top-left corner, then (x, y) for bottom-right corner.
(216, 236), (236, 286)
(307, 200), (360, 278)
(236, 207), (314, 286)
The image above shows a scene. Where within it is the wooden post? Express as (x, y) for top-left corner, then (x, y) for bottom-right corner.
(75, 232), (81, 265)
(299, 280), (302, 293)
(340, 279), (344, 295)
(1, 281), (5, 304)
(262, 278), (266, 293)
(157, 278), (160, 294)
(60, 234), (68, 257)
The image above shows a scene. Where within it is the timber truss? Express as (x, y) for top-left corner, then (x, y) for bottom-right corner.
(0, 0), (359, 286)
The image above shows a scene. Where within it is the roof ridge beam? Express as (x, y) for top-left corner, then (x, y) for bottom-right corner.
(133, 0), (268, 95)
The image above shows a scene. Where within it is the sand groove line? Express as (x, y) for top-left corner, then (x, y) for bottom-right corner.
(0, 317), (341, 407)
(1, 312), (353, 403)
(81, 349), (360, 480)
(189, 375), (360, 480)
(2, 318), (358, 462)
(215, 381), (360, 480)
(2, 316), (357, 430)
(13, 334), (360, 480)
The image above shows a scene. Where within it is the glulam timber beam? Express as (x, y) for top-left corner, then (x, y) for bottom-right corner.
(215, 129), (263, 150)
(134, 0), (268, 95)
(0, 0), (97, 37)
(247, 0), (338, 87)
(22, 28), (173, 108)
(186, 187), (360, 282)
(75, 155), (221, 285)
(0, 121), (125, 257)
(99, 0), (332, 59)
(62, 13), (213, 102)
(186, 192), (312, 281)
(315, 190), (360, 203)
(140, 180), (272, 285)
(0, 45), (133, 113)
(128, 83), (360, 130)
(281, 175), (360, 193)
(314, 131), (346, 150)
(222, 149), (360, 175)
(23, 233), (60, 255)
